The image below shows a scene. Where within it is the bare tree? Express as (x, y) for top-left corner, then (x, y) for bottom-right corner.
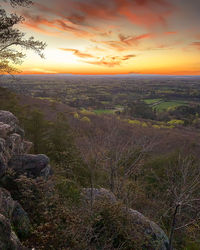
(77, 115), (158, 208)
(78, 130), (105, 210)
(98, 117), (157, 194)
(157, 155), (200, 249)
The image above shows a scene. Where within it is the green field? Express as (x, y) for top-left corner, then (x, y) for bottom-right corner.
(93, 100), (188, 115)
(154, 100), (187, 112)
(144, 99), (162, 104)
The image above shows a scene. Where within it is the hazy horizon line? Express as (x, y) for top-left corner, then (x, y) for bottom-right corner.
(10, 73), (200, 77)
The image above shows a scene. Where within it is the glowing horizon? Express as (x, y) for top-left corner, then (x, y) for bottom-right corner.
(4, 0), (200, 75)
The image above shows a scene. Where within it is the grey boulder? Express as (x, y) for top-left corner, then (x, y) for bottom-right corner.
(82, 188), (117, 203)
(82, 188), (169, 250)
(0, 188), (30, 249)
(8, 154), (51, 178)
(126, 208), (169, 250)
(0, 111), (24, 138)
(0, 214), (24, 250)
(0, 188), (30, 238)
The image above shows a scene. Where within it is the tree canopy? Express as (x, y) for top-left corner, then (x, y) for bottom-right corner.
(0, 0), (46, 74)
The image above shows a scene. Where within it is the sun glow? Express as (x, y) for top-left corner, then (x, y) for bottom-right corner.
(7, 0), (200, 75)
(46, 49), (79, 65)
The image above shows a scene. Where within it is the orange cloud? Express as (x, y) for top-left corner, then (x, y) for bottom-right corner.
(81, 54), (136, 67)
(164, 31), (177, 35)
(119, 33), (154, 45)
(22, 11), (94, 38)
(99, 30), (179, 52)
(97, 32), (155, 51)
(115, 0), (174, 28)
(32, 0), (175, 30)
(59, 47), (136, 67)
(59, 48), (95, 58)
(83, 59), (121, 67)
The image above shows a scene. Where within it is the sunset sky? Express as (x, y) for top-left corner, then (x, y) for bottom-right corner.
(4, 0), (200, 75)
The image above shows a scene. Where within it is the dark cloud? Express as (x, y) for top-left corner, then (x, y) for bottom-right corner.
(32, 0), (175, 29)
(22, 11), (94, 38)
(122, 54), (136, 60)
(190, 41), (200, 50)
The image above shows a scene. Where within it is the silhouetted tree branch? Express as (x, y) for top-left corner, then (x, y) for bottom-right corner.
(0, 0), (46, 74)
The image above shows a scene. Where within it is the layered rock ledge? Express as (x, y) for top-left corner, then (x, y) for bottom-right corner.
(0, 110), (51, 179)
(0, 110), (51, 249)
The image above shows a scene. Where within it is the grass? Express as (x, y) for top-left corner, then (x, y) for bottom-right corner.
(85, 100), (188, 115)
(37, 97), (56, 102)
(101, 101), (110, 104)
(154, 100), (187, 112)
(144, 99), (162, 105)
(144, 99), (187, 112)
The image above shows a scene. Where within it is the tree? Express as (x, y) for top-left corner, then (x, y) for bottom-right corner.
(46, 113), (78, 165)
(166, 155), (200, 249)
(22, 109), (50, 154)
(0, 0), (46, 74)
(77, 115), (157, 209)
(144, 154), (200, 249)
(3, 0), (32, 6)
(124, 101), (156, 120)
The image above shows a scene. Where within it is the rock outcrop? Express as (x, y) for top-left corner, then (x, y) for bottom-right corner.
(82, 188), (117, 203)
(0, 110), (52, 249)
(0, 188), (30, 249)
(0, 111), (24, 138)
(82, 187), (169, 250)
(0, 110), (51, 179)
(127, 208), (169, 250)
(0, 110), (170, 249)
(0, 214), (24, 250)
(8, 154), (51, 178)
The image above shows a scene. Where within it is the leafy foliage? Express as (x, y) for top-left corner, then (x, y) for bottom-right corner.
(0, 0), (46, 73)
(124, 101), (156, 120)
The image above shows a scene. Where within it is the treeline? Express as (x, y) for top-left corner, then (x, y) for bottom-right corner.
(122, 100), (200, 128)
